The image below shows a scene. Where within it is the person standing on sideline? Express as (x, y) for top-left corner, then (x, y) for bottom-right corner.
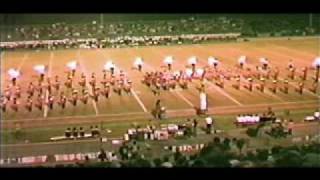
(155, 99), (162, 119)
(205, 116), (213, 134)
(193, 119), (198, 136)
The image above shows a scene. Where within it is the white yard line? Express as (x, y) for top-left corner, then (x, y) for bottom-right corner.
(98, 49), (148, 113)
(44, 52), (54, 118)
(206, 81), (244, 106)
(174, 91), (195, 107)
(131, 89), (148, 112)
(77, 50), (99, 115)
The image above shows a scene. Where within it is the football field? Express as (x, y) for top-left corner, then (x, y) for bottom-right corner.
(1, 37), (319, 129)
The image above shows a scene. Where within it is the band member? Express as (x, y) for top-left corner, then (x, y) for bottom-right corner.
(257, 78), (265, 92)
(0, 96), (7, 112)
(151, 84), (160, 96)
(4, 85), (11, 101)
(58, 92), (67, 109)
(71, 68), (76, 77)
(282, 79), (289, 94)
(12, 77), (17, 86)
(53, 75), (60, 91)
(66, 71), (73, 80)
(110, 75), (116, 86)
(287, 60), (294, 69)
(48, 94), (54, 110)
(155, 79), (161, 94)
(79, 89), (88, 104)
(39, 73), (45, 83)
(27, 82), (35, 97)
(89, 73), (96, 89)
(168, 63), (172, 71)
(233, 75), (241, 90)
(35, 94), (44, 111)
(119, 70), (125, 80)
(114, 81), (122, 96)
(309, 81), (318, 93)
(102, 70), (107, 79)
(110, 66), (115, 75)
(69, 89), (78, 106)
(46, 78), (52, 94)
(265, 69), (271, 79)
(79, 73), (87, 88)
(124, 80), (132, 94)
(247, 78), (253, 91)
(197, 82), (206, 92)
(25, 96), (33, 112)
(11, 97), (19, 112)
(92, 88), (99, 102)
(14, 85), (21, 98)
(37, 81), (44, 95)
(100, 77), (108, 88)
(270, 80), (277, 93)
(301, 67), (308, 81)
(273, 67), (279, 80)
(296, 81), (304, 94)
(261, 58), (269, 70)
(169, 78), (177, 89)
(288, 67), (296, 80)
(65, 77), (73, 89)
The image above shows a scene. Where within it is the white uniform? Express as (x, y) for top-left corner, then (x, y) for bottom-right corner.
(200, 92), (207, 111)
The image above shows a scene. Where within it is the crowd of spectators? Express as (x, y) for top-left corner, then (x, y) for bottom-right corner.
(2, 14), (318, 50)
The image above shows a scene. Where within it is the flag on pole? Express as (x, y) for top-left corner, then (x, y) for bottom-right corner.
(238, 56), (247, 65)
(134, 57), (144, 68)
(8, 68), (21, 79)
(66, 61), (78, 70)
(33, 64), (47, 74)
(188, 56), (197, 65)
(208, 57), (219, 66)
(312, 57), (320, 68)
(164, 56), (174, 65)
(104, 60), (116, 71)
